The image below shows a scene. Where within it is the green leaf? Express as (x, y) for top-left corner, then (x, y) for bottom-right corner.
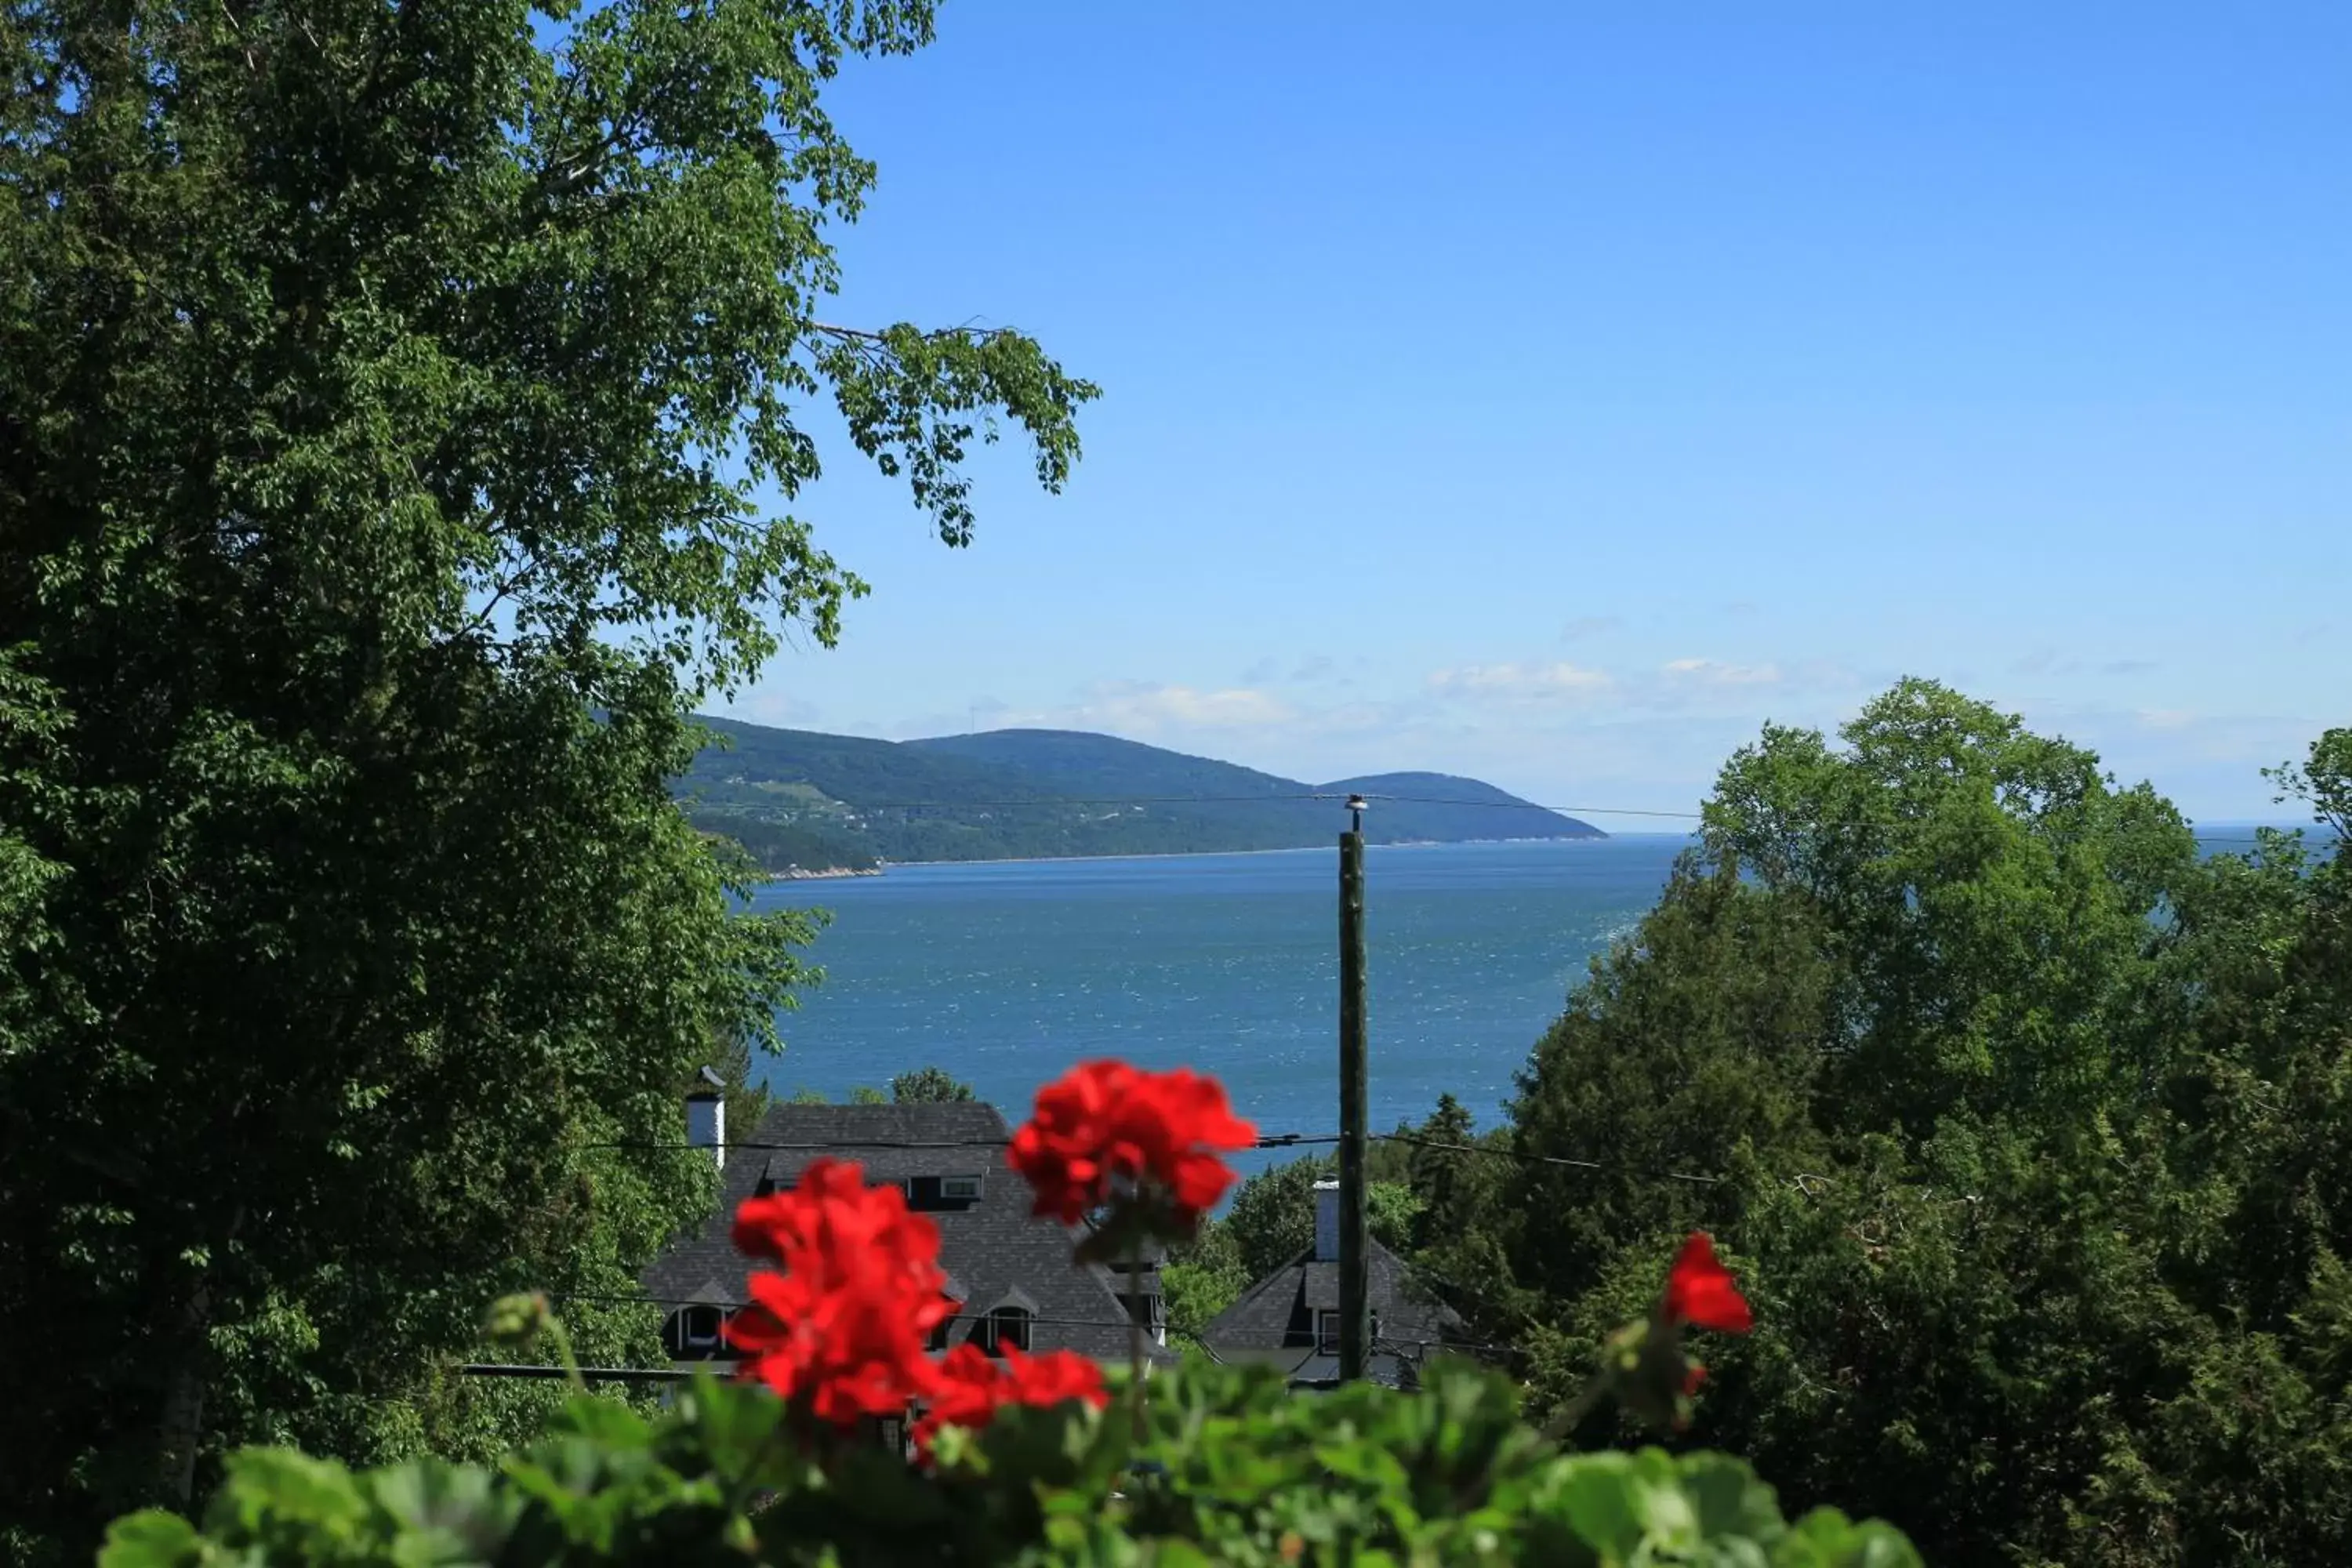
(96, 1512), (204, 1568)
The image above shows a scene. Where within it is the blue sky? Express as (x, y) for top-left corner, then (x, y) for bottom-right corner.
(717, 2), (2347, 824)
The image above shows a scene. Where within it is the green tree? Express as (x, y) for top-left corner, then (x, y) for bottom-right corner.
(1160, 1218), (1249, 1338)
(1449, 684), (2352, 1563)
(890, 1065), (978, 1103)
(706, 1026), (788, 1146)
(1392, 1095), (1521, 1348)
(1218, 1156), (1421, 1283)
(0, 2), (1089, 1556)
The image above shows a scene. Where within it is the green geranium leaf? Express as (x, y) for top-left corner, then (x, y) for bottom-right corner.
(96, 1511), (205, 1568)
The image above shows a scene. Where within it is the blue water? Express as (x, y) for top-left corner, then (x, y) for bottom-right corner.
(746, 837), (1694, 1172)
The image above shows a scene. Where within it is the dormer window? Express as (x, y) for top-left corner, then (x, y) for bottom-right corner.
(978, 1305), (1033, 1356)
(667, 1304), (728, 1358)
(1316, 1310), (1340, 1356)
(905, 1173), (985, 1210)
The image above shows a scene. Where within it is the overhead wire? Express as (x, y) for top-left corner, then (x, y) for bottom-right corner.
(575, 1130), (1724, 1188)
(585, 1132), (1342, 1153)
(703, 782), (2316, 844)
(696, 775), (2314, 841)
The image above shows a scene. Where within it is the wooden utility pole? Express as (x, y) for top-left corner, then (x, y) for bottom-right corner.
(1338, 795), (1370, 1381)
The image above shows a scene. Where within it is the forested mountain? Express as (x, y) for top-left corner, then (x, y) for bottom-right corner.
(678, 719), (1601, 871)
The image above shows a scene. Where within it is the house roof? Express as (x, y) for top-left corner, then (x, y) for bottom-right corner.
(1199, 1235), (1460, 1388)
(643, 1102), (1174, 1366)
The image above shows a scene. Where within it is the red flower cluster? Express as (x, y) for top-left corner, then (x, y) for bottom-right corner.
(912, 1342), (1109, 1459)
(724, 1158), (955, 1425)
(1661, 1232), (1752, 1334)
(1007, 1060), (1258, 1227)
(725, 1156), (1109, 1449)
(1659, 1232), (1751, 1399)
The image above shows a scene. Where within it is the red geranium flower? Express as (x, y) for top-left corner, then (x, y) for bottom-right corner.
(1008, 1060), (1257, 1228)
(1661, 1232), (1752, 1334)
(724, 1158), (957, 1425)
(998, 1341), (1109, 1410)
(911, 1341), (1109, 1459)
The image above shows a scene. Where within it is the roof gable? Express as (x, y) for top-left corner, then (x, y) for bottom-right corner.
(644, 1100), (1173, 1365)
(1199, 1236), (1459, 1354)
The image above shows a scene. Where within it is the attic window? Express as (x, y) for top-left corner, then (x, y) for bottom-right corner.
(979, 1305), (1033, 1356)
(1316, 1310), (1340, 1357)
(906, 1174), (985, 1210)
(677, 1305), (724, 1352)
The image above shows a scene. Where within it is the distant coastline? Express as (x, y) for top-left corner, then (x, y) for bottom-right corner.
(763, 834), (1646, 880)
(681, 717), (1606, 870)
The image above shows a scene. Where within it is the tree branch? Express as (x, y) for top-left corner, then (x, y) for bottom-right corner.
(807, 321), (1015, 346)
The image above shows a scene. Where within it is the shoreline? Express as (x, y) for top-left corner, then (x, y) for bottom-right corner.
(775, 833), (1643, 877)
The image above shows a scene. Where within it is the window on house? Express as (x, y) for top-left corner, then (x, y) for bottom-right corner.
(980, 1305), (1033, 1356)
(1316, 1310), (1340, 1356)
(1119, 1287), (1165, 1339)
(677, 1305), (722, 1352)
(906, 1174), (984, 1210)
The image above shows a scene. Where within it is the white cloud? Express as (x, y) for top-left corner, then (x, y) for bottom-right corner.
(1426, 662), (1613, 702)
(728, 691), (824, 728)
(1662, 658), (1781, 687)
(1052, 681), (1294, 732)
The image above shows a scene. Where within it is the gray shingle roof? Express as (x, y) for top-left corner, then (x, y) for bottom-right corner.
(1200, 1236), (1459, 1369)
(643, 1102), (1174, 1366)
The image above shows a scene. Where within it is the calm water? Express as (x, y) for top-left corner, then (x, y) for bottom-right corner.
(747, 837), (1694, 1171)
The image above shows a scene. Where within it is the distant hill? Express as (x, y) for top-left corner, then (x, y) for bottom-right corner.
(677, 719), (1600, 872)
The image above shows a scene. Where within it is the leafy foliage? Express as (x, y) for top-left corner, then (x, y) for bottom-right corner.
(1159, 1151), (1425, 1334)
(0, 0), (1088, 1555)
(892, 1066), (979, 1104)
(1214, 1155), (1421, 1283)
(1401, 683), (2352, 1565)
(99, 1362), (1920, 1567)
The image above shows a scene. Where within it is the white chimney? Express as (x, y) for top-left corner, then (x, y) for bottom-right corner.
(686, 1066), (725, 1171)
(1313, 1179), (1341, 1262)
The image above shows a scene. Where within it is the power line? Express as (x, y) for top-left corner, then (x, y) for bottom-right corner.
(699, 782), (2318, 843)
(1370, 794), (1698, 820)
(820, 793), (1355, 811)
(522, 1300), (1502, 1367)
(554, 1294), (1167, 1334)
(1378, 1132), (1722, 1185)
(703, 787), (1684, 819)
(575, 1130), (1725, 1188)
(584, 1131), (1340, 1153)
(461, 1363), (688, 1384)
